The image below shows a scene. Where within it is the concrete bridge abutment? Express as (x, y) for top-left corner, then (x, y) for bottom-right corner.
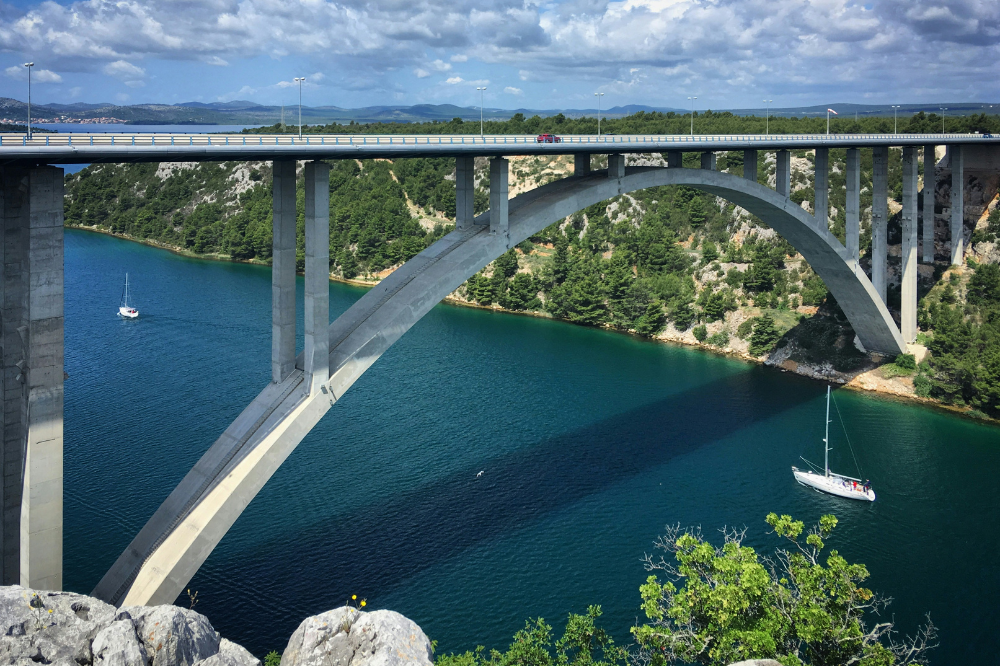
(814, 148), (829, 228)
(871, 147), (889, 304)
(743, 150), (757, 182)
(949, 145), (964, 266)
(0, 165), (64, 591)
(271, 160), (296, 384)
(901, 147), (919, 343)
(846, 148), (860, 264)
(776, 150), (790, 197)
(923, 144), (936, 263)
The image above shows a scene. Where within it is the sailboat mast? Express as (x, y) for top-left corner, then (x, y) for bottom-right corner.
(824, 385), (831, 477)
(124, 273), (129, 308)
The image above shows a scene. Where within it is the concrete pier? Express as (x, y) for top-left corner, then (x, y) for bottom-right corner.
(776, 150), (790, 197)
(871, 147), (889, 303)
(0, 166), (64, 590)
(845, 148), (860, 263)
(574, 154), (591, 176)
(923, 145), (936, 263)
(489, 157), (509, 238)
(743, 150), (757, 182)
(303, 162), (329, 395)
(667, 151), (682, 168)
(271, 160), (296, 384)
(901, 147), (919, 343)
(455, 157), (475, 231)
(814, 148), (829, 228)
(700, 152), (716, 171)
(608, 154), (625, 179)
(949, 145), (964, 265)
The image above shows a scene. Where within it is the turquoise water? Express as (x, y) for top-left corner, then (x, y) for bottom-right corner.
(63, 229), (999, 663)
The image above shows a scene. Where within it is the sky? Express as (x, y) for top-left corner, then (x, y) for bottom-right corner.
(1, 0), (999, 110)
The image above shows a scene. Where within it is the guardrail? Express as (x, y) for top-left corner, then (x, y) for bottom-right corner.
(0, 132), (987, 148)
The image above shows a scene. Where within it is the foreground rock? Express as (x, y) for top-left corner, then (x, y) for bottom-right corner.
(0, 586), (258, 666)
(282, 607), (432, 666)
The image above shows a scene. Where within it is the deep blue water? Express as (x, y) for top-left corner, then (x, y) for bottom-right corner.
(63, 229), (999, 663)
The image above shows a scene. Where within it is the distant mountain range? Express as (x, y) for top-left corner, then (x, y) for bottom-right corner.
(0, 97), (996, 126)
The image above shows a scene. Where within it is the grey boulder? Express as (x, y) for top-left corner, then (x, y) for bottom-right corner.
(281, 607), (432, 666)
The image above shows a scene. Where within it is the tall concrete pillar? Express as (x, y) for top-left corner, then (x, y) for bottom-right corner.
(845, 148), (860, 263)
(700, 152), (716, 170)
(489, 157), (509, 238)
(303, 162), (329, 395)
(1, 166), (64, 591)
(871, 147), (889, 303)
(776, 150), (790, 197)
(949, 145), (964, 265)
(901, 147), (919, 343)
(608, 154), (625, 179)
(743, 150), (757, 182)
(814, 148), (829, 228)
(667, 151), (682, 168)
(455, 156), (475, 231)
(271, 160), (296, 384)
(923, 144), (936, 263)
(574, 154), (591, 176)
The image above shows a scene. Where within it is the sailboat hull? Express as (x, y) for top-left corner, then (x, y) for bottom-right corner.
(792, 467), (875, 501)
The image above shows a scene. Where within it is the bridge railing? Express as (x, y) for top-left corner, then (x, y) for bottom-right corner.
(0, 132), (986, 148)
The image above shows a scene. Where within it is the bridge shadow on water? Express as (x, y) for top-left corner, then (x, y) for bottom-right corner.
(191, 366), (822, 653)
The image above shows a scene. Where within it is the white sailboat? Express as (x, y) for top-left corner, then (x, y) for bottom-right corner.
(118, 273), (139, 319)
(792, 386), (874, 501)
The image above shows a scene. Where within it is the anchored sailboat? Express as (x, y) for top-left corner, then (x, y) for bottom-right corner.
(792, 386), (874, 501)
(118, 273), (139, 319)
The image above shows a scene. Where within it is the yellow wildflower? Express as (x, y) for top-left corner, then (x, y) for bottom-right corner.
(361, 600), (367, 607)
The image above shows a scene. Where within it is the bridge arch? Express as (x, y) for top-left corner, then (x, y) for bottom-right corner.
(96, 165), (903, 607)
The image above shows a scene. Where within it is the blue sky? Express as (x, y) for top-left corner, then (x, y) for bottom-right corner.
(1, 0), (998, 110)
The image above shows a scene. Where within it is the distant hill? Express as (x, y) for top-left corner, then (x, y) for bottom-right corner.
(0, 97), (996, 126)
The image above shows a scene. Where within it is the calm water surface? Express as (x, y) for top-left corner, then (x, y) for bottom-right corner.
(63, 229), (999, 663)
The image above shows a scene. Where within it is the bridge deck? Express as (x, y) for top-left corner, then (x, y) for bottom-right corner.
(2, 132), (997, 164)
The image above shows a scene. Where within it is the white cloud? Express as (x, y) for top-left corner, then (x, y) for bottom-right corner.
(415, 68), (430, 78)
(430, 59), (451, 71)
(451, 54), (469, 62)
(4, 65), (61, 82)
(445, 76), (464, 84)
(504, 86), (523, 95)
(103, 60), (145, 80)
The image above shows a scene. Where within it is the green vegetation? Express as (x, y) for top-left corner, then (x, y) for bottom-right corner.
(436, 514), (935, 666)
(263, 651), (281, 666)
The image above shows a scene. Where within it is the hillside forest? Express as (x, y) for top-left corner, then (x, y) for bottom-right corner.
(62, 112), (1000, 417)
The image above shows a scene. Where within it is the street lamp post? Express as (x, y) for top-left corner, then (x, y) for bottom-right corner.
(294, 77), (305, 139)
(477, 87), (487, 136)
(687, 96), (697, 135)
(891, 105), (900, 134)
(594, 92), (604, 136)
(763, 99), (772, 135)
(23, 62), (33, 140)
(939, 107), (947, 133)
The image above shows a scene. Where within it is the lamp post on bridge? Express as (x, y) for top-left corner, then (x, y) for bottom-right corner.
(23, 62), (33, 140)
(826, 107), (837, 135)
(595, 92), (604, 136)
(763, 99), (772, 136)
(891, 105), (900, 134)
(687, 96), (697, 135)
(294, 77), (305, 139)
(939, 107), (947, 133)
(477, 86), (486, 137)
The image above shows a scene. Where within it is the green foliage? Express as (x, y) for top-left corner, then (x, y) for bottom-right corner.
(632, 514), (936, 666)
(749, 314), (780, 356)
(435, 606), (627, 666)
(264, 651), (281, 666)
(692, 324), (708, 342)
(706, 330), (729, 347)
(894, 353), (916, 370)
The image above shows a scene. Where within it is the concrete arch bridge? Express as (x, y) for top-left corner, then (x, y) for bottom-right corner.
(2, 132), (997, 604)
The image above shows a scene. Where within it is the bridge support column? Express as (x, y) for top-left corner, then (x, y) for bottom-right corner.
(574, 154), (591, 176)
(923, 145), (936, 263)
(872, 147), (889, 303)
(272, 160), (297, 384)
(608, 154), (625, 179)
(814, 148), (829, 229)
(743, 150), (757, 182)
(902, 147), (919, 343)
(845, 148), (860, 263)
(776, 150), (790, 197)
(700, 152), (716, 171)
(455, 157), (475, 231)
(304, 162), (329, 394)
(667, 151), (682, 169)
(489, 158), (509, 239)
(1, 166), (64, 590)
(949, 145), (964, 265)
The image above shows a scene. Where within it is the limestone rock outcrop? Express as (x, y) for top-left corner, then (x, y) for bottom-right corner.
(281, 607), (433, 666)
(0, 586), (258, 666)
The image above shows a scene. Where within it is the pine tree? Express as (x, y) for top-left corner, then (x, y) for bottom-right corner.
(749, 314), (781, 356)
